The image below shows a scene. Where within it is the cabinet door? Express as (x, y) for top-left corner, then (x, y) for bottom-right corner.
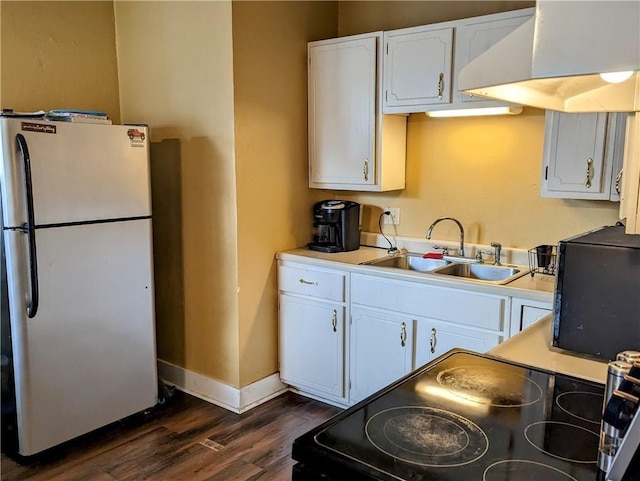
(279, 294), (346, 401)
(414, 319), (502, 370)
(541, 111), (611, 199)
(509, 298), (553, 336)
(308, 36), (377, 187)
(620, 113), (640, 233)
(383, 27), (453, 111)
(454, 10), (532, 105)
(521, 306), (552, 330)
(608, 113), (629, 202)
(350, 307), (413, 403)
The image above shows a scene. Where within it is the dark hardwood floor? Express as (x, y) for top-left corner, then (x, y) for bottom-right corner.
(1, 390), (340, 481)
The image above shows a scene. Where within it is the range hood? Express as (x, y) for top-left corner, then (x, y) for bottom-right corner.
(458, 1), (640, 113)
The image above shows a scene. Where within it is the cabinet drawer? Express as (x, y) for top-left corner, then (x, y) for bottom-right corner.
(352, 274), (506, 331)
(278, 264), (346, 301)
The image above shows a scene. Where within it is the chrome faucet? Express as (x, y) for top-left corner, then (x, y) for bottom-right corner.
(491, 242), (502, 265)
(425, 217), (465, 257)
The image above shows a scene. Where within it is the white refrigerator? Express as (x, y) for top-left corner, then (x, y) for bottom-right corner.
(0, 118), (158, 456)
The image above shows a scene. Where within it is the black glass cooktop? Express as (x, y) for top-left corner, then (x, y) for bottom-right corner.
(292, 349), (609, 481)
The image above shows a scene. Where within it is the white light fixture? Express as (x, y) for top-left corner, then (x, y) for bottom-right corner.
(425, 106), (523, 118)
(600, 71), (635, 84)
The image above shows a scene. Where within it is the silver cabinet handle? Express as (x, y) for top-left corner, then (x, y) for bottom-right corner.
(430, 327), (437, 354)
(332, 309), (337, 333)
(616, 168), (623, 195)
(298, 278), (318, 286)
(400, 322), (407, 347)
(437, 73), (444, 100)
(585, 157), (593, 188)
(363, 159), (369, 182)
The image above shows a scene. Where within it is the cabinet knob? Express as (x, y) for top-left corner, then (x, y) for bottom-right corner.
(585, 157), (593, 188)
(332, 309), (337, 333)
(363, 159), (369, 182)
(400, 322), (407, 347)
(430, 327), (437, 354)
(299, 278), (318, 286)
(437, 73), (445, 100)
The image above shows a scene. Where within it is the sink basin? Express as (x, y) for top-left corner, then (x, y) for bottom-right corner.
(360, 253), (449, 272)
(430, 262), (527, 284)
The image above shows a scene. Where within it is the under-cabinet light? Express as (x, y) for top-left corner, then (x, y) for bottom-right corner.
(599, 70), (634, 84)
(425, 106), (523, 118)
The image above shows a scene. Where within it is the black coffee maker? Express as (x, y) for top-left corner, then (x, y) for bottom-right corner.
(308, 200), (360, 253)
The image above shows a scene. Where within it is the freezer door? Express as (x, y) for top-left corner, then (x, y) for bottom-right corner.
(0, 118), (151, 228)
(5, 219), (157, 456)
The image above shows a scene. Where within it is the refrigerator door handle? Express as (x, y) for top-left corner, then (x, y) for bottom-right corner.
(16, 133), (39, 318)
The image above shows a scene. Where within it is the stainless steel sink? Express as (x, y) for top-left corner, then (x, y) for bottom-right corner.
(430, 262), (527, 284)
(360, 253), (449, 272)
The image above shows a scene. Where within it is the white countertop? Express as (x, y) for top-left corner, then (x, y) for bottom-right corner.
(490, 315), (608, 384)
(277, 246), (554, 302)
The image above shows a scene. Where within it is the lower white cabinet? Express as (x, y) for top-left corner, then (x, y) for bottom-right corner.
(349, 307), (413, 403)
(414, 318), (502, 370)
(278, 262), (349, 406)
(278, 260), (549, 407)
(509, 297), (553, 336)
(349, 274), (508, 403)
(279, 294), (346, 403)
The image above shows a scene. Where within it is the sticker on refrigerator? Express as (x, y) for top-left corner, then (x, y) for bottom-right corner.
(21, 122), (57, 134)
(127, 128), (146, 147)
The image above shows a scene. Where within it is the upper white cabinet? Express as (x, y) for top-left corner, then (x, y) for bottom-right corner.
(382, 8), (533, 114)
(453, 9), (533, 106)
(308, 32), (407, 191)
(383, 27), (454, 111)
(541, 112), (627, 200)
(619, 113), (640, 234)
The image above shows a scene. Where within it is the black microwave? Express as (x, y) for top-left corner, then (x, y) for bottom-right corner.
(553, 225), (640, 361)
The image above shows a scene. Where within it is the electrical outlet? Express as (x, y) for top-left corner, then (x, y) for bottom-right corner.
(384, 207), (400, 225)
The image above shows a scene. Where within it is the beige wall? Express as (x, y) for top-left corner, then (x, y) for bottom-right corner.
(0, 1), (120, 123)
(114, 1), (241, 385)
(328, 1), (619, 250)
(336, 109), (620, 249)
(115, 0), (337, 388)
(232, 1), (338, 386)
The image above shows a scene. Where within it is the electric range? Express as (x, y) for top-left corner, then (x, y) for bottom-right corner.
(292, 349), (640, 481)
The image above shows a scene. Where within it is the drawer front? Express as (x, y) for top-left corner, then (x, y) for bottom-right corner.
(279, 264), (346, 301)
(351, 274), (505, 331)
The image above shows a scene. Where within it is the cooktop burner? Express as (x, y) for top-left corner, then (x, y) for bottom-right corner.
(483, 460), (580, 481)
(365, 406), (488, 467)
(524, 421), (600, 463)
(292, 350), (608, 481)
(555, 391), (603, 425)
(435, 364), (543, 407)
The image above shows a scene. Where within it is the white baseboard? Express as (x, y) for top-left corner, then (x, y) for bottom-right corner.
(157, 359), (288, 414)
